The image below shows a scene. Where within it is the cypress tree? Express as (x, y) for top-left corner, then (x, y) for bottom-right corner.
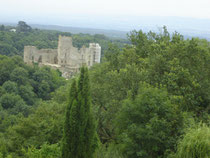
(62, 79), (78, 158)
(62, 67), (97, 158)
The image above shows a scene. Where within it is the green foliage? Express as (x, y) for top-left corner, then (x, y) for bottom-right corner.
(62, 79), (78, 158)
(51, 84), (69, 104)
(23, 143), (61, 158)
(175, 124), (210, 158)
(31, 66), (65, 100)
(89, 27), (210, 158)
(62, 67), (98, 158)
(0, 42), (18, 56)
(10, 67), (29, 85)
(0, 101), (65, 156)
(116, 84), (183, 158)
(16, 21), (32, 33)
(0, 93), (25, 109)
(0, 55), (65, 103)
(95, 143), (124, 158)
(88, 27), (209, 158)
(2, 81), (18, 94)
(18, 85), (36, 105)
(0, 54), (66, 156)
(0, 25), (5, 31)
(0, 26), (209, 158)
(0, 56), (17, 85)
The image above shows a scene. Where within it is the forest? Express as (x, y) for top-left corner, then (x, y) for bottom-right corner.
(0, 22), (209, 158)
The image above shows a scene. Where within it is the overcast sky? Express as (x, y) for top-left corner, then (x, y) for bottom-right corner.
(0, 0), (210, 32)
(1, 0), (210, 18)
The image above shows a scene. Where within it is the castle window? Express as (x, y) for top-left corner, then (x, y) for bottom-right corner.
(54, 57), (58, 64)
(31, 56), (34, 61)
(88, 55), (91, 66)
(38, 56), (42, 63)
(93, 51), (96, 63)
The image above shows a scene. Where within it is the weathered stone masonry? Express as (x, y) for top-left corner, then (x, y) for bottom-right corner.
(24, 35), (101, 78)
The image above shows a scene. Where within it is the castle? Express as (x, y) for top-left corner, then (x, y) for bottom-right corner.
(24, 36), (101, 78)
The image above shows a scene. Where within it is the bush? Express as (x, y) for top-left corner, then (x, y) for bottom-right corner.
(23, 143), (61, 158)
(175, 124), (210, 158)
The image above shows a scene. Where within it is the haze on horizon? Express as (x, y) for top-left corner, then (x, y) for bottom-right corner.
(0, 0), (210, 33)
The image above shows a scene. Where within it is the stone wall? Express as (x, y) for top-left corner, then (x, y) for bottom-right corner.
(24, 46), (57, 64)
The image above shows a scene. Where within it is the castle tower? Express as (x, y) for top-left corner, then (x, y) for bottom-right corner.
(89, 43), (101, 65)
(57, 35), (73, 66)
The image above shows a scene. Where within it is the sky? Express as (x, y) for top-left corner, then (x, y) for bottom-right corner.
(0, 0), (210, 32)
(1, 0), (210, 19)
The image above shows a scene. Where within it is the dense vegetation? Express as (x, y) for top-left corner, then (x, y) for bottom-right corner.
(0, 54), (66, 157)
(0, 23), (209, 158)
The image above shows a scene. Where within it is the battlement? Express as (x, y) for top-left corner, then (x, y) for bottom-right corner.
(24, 36), (101, 78)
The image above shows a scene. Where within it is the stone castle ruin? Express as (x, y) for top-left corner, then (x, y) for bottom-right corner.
(24, 36), (101, 78)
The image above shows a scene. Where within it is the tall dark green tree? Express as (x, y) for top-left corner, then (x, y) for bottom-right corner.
(62, 67), (97, 158)
(0, 25), (5, 31)
(16, 21), (32, 33)
(62, 79), (78, 158)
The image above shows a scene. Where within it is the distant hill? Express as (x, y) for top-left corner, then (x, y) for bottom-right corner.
(30, 24), (128, 39)
(1, 16), (210, 41)
(30, 23), (210, 41)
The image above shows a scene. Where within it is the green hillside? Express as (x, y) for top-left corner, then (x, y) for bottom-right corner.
(0, 23), (209, 158)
